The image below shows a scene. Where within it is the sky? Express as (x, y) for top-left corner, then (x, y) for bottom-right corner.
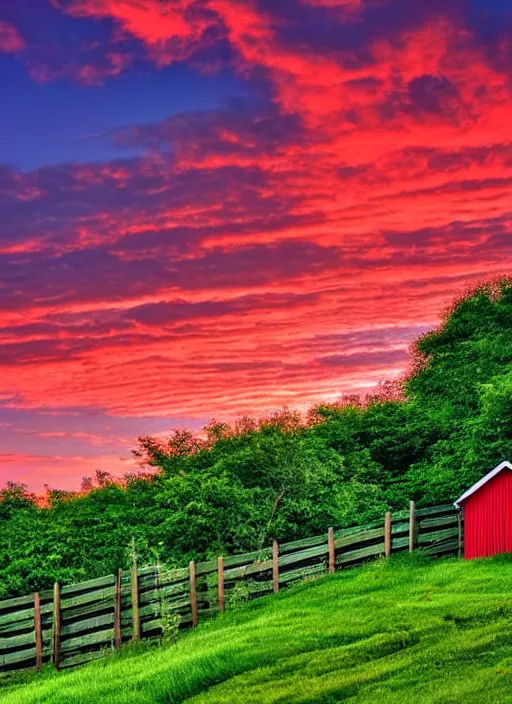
(0, 0), (511, 492)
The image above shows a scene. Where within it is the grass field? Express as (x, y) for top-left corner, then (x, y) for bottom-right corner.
(2, 553), (512, 703)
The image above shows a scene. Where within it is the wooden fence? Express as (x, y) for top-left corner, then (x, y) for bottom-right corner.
(0, 502), (461, 675)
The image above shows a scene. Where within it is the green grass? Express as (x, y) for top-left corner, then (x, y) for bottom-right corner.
(3, 553), (512, 703)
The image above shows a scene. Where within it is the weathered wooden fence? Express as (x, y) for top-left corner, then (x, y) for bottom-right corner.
(0, 502), (460, 675)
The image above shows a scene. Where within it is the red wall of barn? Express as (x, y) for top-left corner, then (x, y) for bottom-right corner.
(463, 469), (512, 559)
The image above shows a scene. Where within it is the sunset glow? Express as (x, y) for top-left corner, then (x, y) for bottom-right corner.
(1, 0), (511, 491)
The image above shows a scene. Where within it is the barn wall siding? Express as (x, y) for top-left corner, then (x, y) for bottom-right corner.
(463, 469), (512, 559)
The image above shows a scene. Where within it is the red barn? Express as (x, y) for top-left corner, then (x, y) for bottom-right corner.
(454, 460), (512, 559)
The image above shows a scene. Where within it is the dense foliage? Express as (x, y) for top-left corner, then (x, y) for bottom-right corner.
(2, 278), (512, 598)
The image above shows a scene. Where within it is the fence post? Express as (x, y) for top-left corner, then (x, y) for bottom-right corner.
(384, 512), (392, 558)
(131, 556), (141, 641)
(190, 560), (198, 626)
(272, 539), (280, 593)
(52, 582), (61, 670)
(328, 527), (335, 574)
(217, 557), (225, 613)
(34, 592), (43, 671)
(114, 568), (122, 649)
(409, 501), (416, 552)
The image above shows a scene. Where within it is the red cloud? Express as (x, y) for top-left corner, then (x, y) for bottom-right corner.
(56, 0), (199, 42)
(53, 1), (512, 150)
(0, 21), (26, 53)
(54, 0), (216, 66)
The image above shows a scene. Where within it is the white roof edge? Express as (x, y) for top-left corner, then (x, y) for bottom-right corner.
(453, 460), (512, 508)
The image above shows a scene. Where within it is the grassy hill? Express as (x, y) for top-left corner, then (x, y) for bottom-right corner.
(2, 554), (512, 704)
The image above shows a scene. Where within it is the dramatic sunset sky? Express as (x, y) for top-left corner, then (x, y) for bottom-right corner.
(1, 0), (511, 492)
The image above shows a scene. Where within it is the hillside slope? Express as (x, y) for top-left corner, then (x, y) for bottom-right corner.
(2, 554), (512, 704)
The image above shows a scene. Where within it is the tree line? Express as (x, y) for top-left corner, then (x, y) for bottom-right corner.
(2, 278), (512, 598)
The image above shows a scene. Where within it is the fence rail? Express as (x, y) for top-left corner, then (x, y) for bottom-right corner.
(0, 502), (460, 675)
